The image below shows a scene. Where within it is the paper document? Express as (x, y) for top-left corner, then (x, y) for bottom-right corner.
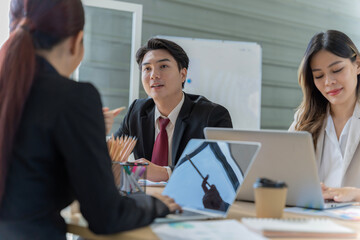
(326, 206), (360, 221)
(285, 206), (360, 221)
(151, 219), (267, 240)
(242, 217), (356, 238)
(138, 179), (167, 187)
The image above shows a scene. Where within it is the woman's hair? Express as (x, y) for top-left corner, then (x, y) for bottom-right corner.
(295, 30), (360, 148)
(0, 0), (84, 202)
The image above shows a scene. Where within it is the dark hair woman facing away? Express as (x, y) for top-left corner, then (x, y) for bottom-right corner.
(0, 0), (180, 239)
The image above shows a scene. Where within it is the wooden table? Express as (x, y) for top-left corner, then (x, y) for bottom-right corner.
(65, 188), (360, 240)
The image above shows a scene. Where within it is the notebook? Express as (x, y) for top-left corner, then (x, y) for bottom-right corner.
(154, 139), (261, 223)
(242, 218), (357, 238)
(204, 128), (356, 209)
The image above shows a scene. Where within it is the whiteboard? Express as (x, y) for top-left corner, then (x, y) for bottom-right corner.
(157, 36), (262, 129)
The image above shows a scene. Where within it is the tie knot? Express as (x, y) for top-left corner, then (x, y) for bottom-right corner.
(159, 117), (170, 130)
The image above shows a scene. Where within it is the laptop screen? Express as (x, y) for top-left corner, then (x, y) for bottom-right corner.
(162, 139), (259, 214)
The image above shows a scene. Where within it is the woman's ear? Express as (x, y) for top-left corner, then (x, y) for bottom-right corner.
(70, 31), (84, 56)
(356, 56), (360, 75)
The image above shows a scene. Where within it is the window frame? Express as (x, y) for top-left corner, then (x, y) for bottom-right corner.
(77, 0), (143, 104)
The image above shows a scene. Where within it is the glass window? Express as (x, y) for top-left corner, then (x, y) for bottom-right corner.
(79, 6), (133, 133)
(0, 0), (10, 47)
(78, 0), (142, 134)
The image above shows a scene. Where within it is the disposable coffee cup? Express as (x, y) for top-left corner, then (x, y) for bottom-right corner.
(253, 178), (287, 218)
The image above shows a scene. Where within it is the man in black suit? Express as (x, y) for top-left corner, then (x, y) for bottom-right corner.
(107, 38), (232, 181)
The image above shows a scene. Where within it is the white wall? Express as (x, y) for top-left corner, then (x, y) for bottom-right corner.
(160, 36), (262, 130)
(121, 0), (360, 129)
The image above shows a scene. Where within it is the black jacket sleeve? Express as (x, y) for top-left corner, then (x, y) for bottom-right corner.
(208, 105), (233, 128)
(53, 84), (168, 234)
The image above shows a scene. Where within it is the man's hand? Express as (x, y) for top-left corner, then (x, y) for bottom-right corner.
(321, 183), (360, 202)
(135, 158), (169, 182)
(103, 107), (125, 135)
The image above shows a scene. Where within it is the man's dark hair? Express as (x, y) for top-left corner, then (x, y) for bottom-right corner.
(136, 38), (189, 88)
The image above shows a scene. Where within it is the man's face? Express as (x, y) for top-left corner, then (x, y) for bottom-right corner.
(140, 49), (186, 104)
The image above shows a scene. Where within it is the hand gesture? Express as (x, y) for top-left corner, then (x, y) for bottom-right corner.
(103, 107), (125, 134)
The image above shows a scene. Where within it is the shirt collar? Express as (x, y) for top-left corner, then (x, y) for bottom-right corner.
(325, 101), (360, 136)
(325, 114), (336, 137)
(154, 92), (185, 126)
(35, 55), (59, 75)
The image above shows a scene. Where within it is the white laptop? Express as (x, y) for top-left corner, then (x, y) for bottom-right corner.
(204, 128), (355, 209)
(155, 139), (260, 223)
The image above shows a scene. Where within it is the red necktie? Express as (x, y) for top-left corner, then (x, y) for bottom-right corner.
(151, 117), (170, 166)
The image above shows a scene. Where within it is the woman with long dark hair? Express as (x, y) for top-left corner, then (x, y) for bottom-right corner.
(290, 30), (360, 202)
(0, 0), (180, 239)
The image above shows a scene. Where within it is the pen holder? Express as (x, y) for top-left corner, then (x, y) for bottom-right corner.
(112, 162), (148, 195)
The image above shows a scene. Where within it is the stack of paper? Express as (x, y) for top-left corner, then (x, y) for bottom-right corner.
(138, 179), (167, 187)
(242, 218), (357, 238)
(285, 206), (360, 221)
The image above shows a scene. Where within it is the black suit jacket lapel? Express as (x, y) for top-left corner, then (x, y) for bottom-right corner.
(171, 93), (193, 166)
(140, 104), (155, 161)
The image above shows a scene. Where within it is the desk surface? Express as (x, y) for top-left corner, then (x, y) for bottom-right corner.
(65, 188), (360, 240)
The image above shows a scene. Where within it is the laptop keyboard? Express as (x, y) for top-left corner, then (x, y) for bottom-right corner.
(176, 209), (206, 217)
(324, 199), (357, 208)
(154, 209), (212, 223)
(167, 209), (210, 218)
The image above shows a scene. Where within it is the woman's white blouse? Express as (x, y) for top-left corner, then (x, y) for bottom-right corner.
(319, 115), (352, 187)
